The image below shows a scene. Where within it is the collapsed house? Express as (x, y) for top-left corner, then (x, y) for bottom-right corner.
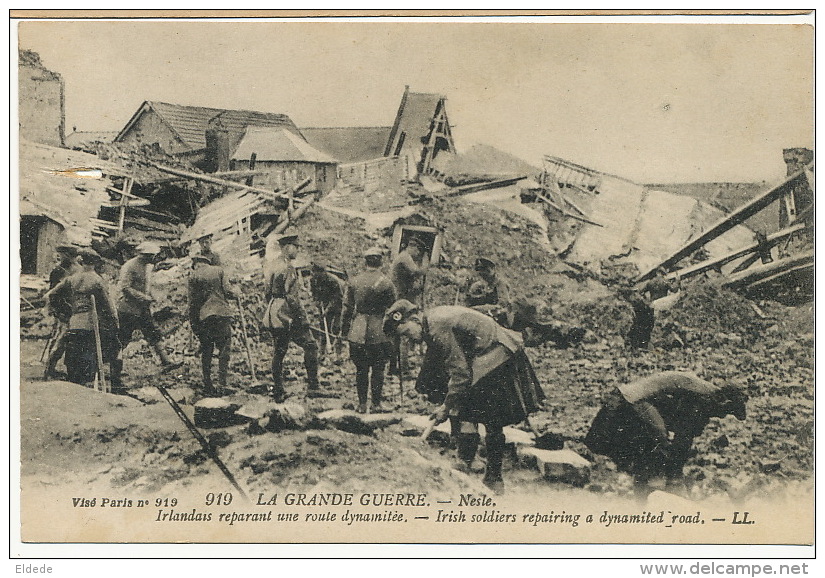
(18, 139), (130, 275)
(384, 86), (456, 179)
(527, 151), (813, 302)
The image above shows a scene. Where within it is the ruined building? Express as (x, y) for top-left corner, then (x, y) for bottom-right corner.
(18, 49), (64, 147)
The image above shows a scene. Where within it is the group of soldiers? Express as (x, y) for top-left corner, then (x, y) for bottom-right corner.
(44, 241), (184, 393)
(42, 231), (749, 497)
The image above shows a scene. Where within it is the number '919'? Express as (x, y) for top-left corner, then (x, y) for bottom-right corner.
(205, 492), (233, 506)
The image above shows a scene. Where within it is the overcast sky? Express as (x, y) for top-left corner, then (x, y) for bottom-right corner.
(17, 17), (813, 183)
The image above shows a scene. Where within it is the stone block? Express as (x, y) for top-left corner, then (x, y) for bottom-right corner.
(400, 414), (451, 443)
(193, 398), (243, 429)
(519, 447), (592, 487)
(265, 403), (313, 432)
(502, 426), (534, 446)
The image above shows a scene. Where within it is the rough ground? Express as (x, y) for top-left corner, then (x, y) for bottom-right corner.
(19, 193), (814, 514)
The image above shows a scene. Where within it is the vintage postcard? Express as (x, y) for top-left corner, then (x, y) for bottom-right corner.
(11, 11), (815, 560)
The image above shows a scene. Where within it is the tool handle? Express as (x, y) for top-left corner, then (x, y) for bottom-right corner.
(89, 295), (108, 393)
(420, 418), (437, 441)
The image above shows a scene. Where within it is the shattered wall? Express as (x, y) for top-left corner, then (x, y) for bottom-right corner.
(561, 174), (755, 275)
(18, 49), (64, 147)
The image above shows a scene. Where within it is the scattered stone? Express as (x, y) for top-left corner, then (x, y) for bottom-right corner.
(360, 413), (401, 429)
(759, 460), (782, 474)
(400, 414), (451, 444)
(236, 398), (282, 421)
(519, 447), (592, 486)
(265, 403), (313, 432)
(207, 431), (232, 449)
(502, 426), (534, 446)
(193, 398), (243, 429)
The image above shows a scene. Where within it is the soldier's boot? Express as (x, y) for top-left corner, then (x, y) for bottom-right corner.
(355, 371), (369, 414)
(369, 370), (385, 413)
(305, 344), (322, 397)
(44, 346), (63, 380)
(454, 433), (482, 474)
(153, 343), (183, 373)
(482, 431), (506, 495)
(200, 355), (217, 396)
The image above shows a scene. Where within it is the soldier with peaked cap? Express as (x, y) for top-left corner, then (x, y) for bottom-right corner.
(390, 235), (429, 376)
(341, 246), (396, 413)
(188, 254), (236, 396)
(43, 244), (79, 380)
(115, 241), (182, 385)
(263, 231), (320, 401)
(585, 371), (748, 497)
(49, 249), (121, 388)
(462, 257), (510, 309)
(383, 299), (545, 494)
(309, 262), (345, 358)
(196, 232), (222, 267)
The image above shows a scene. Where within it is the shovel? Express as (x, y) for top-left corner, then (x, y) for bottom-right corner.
(236, 298), (268, 391)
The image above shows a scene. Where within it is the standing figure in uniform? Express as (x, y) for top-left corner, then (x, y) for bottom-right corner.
(389, 236), (428, 375)
(383, 300), (545, 494)
(43, 244), (79, 380)
(263, 232), (320, 401)
(585, 371), (748, 496)
(188, 255), (236, 396)
(341, 247), (396, 413)
(463, 257), (510, 310)
(114, 241), (182, 385)
(196, 233), (222, 266)
(309, 262), (345, 358)
(51, 249), (121, 389)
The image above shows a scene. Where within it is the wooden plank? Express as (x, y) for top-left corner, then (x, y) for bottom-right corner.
(445, 175), (527, 197)
(723, 252), (813, 290)
(536, 192), (603, 227)
(636, 165), (812, 281)
(146, 160), (306, 204)
(669, 222), (807, 281)
(741, 263), (813, 293)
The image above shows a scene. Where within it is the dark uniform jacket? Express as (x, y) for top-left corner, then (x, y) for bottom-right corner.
(52, 271), (118, 331)
(48, 262), (77, 322)
(342, 269), (395, 345)
(265, 257), (309, 327)
(199, 249), (222, 267)
(463, 273), (510, 308)
(391, 250), (425, 302)
(188, 264), (235, 327)
(310, 271), (345, 312)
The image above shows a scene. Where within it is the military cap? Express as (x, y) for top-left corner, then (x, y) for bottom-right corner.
(382, 299), (420, 336)
(364, 246), (383, 258)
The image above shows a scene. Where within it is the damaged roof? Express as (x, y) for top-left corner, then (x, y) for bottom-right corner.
(115, 101), (303, 152)
(18, 140), (128, 245)
(301, 126), (391, 163)
(231, 127), (339, 164)
(384, 89), (445, 156)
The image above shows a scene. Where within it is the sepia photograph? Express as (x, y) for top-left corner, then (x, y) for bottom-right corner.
(11, 10), (816, 561)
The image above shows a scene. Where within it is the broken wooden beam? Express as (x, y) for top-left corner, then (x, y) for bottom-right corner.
(445, 175), (527, 197)
(273, 197), (316, 235)
(145, 161), (304, 205)
(536, 192), (603, 227)
(668, 222), (807, 281)
(637, 164), (813, 281)
(741, 262), (813, 295)
(722, 252), (813, 290)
